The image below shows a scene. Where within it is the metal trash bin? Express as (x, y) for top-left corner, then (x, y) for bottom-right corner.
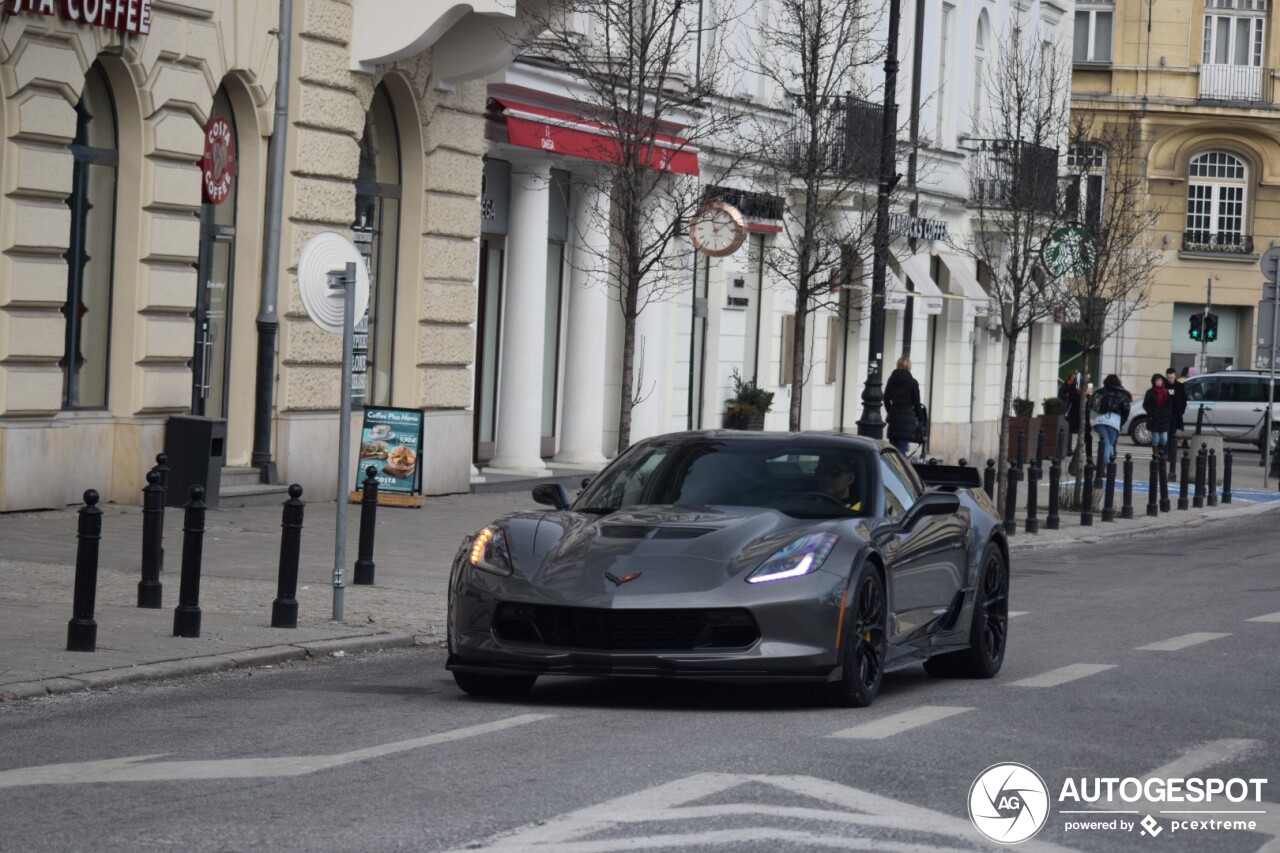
(164, 415), (227, 508)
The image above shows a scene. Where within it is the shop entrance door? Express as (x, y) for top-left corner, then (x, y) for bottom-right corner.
(191, 206), (235, 418)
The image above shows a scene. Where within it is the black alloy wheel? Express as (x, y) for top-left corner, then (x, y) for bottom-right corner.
(924, 542), (1008, 679)
(827, 568), (886, 707)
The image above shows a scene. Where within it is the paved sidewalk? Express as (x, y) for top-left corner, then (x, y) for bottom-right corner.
(3, 456), (1277, 701)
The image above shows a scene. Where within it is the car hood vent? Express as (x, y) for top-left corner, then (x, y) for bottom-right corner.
(598, 525), (712, 540)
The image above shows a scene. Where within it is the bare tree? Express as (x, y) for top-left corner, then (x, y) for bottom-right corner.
(957, 22), (1072, 512)
(511, 1), (746, 454)
(1058, 109), (1162, 487)
(737, 0), (886, 430)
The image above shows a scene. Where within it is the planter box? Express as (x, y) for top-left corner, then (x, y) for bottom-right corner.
(725, 411), (767, 430)
(1039, 415), (1068, 459)
(1005, 416), (1041, 462)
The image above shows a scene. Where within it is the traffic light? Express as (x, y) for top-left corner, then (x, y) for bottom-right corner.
(1203, 312), (1218, 343)
(1189, 313), (1203, 341)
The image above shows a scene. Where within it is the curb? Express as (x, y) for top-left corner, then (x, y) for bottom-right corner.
(1007, 497), (1280, 552)
(0, 632), (420, 702)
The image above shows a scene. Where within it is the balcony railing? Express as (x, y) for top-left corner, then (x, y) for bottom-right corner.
(787, 95), (882, 181)
(1198, 64), (1272, 103)
(1182, 231), (1254, 254)
(968, 138), (1059, 212)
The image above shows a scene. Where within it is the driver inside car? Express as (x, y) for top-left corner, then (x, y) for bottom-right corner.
(815, 454), (863, 512)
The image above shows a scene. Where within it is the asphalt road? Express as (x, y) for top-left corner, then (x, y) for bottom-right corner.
(0, 515), (1276, 853)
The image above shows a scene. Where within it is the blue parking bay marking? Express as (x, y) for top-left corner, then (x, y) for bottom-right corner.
(1063, 481), (1280, 503)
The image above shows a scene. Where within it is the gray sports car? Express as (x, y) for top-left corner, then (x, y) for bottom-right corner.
(446, 431), (1009, 706)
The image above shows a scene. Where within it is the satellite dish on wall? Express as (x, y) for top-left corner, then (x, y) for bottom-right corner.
(296, 232), (370, 334)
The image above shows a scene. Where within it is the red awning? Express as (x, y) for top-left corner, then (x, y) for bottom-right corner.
(492, 98), (699, 176)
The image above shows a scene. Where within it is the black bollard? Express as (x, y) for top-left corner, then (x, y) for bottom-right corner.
(958, 458), (969, 468)
(173, 485), (207, 638)
(1025, 454), (1040, 534)
(1146, 456), (1159, 517)
(67, 490), (103, 652)
(152, 453), (169, 572)
(1081, 459), (1095, 526)
(1003, 462), (1020, 536)
(137, 470), (164, 608)
(1222, 448), (1233, 504)
(1121, 454), (1135, 520)
(354, 466), (379, 585)
(983, 459), (996, 501)
(1207, 449), (1218, 506)
(1158, 451), (1171, 513)
(272, 485), (306, 629)
(1102, 458), (1117, 522)
(1178, 448), (1190, 511)
(1193, 445), (1207, 508)
(1046, 453), (1061, 530)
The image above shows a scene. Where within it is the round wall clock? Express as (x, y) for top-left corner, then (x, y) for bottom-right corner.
(689, 201), (746, 257)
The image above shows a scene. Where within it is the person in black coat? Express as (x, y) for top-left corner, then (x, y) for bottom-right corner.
(1143, 373), (1175, 457)
(884, 357), (922, 456)
(1165, 367), (1188, 435)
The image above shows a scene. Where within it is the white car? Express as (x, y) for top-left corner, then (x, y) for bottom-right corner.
(1123, 371), (1280, 454)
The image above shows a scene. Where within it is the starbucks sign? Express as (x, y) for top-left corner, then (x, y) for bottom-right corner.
(1044, 225), (1096, 278)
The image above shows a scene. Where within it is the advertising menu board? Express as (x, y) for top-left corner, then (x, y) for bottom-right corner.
(357, 406), (424, 494)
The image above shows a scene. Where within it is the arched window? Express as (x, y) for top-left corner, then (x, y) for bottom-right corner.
(973, 11), (989, 135)
(1185, 151), (1250, 252)
(63, 62), (118, 410)
(353, 83), (402, 407)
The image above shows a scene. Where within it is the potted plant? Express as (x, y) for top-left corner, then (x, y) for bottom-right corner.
(1039, 396), (1067, 459)
(724, 368), (774, 430)
(1006, 397), (1040, 461)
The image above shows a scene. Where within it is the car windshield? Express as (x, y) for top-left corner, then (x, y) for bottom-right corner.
(574, 440), (873, 518)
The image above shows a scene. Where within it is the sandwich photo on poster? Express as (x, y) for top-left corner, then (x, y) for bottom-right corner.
(357, 406), (424, 494)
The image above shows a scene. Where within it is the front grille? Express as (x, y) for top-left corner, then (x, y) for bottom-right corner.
(493, 603), (760, 651)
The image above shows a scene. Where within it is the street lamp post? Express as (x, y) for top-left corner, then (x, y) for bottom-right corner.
(857, 0), (902, 439)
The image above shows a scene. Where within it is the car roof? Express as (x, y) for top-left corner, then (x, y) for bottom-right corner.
(635, 430), (887, 453)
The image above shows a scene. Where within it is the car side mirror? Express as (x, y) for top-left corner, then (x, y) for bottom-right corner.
(532, 483), (571, 511)
(899, 492), (961, 532)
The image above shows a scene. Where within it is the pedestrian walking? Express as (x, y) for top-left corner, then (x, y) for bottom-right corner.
(1090, 374), (1130, 482)
(1143, 373), (1175, 459)
(1166, 366), (1188, 449)
(884, 357), (922, 457)
(1059, 371), (1085, 438)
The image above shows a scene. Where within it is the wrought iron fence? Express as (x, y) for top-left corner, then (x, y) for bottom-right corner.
(787, 94), (882, 181)
(1182, 231), (1254, 254)
(968, 138), (1059, 212)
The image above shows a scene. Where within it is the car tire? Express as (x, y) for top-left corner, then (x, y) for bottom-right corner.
(826, 567), (886, 708)
(923, 542), (1008, 679)
(452, 670), (538, 698)
(1128, 416), (1152, 447)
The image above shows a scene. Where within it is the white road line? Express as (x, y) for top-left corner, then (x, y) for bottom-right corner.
(1136, 632), (1231, 651)
(828, 706), (973, 740)
(1009, 611), (1030, 618)
(0, 713), (554, 788)
(1007, 664), (1116, 688)
(1247, 611), (1280, 623)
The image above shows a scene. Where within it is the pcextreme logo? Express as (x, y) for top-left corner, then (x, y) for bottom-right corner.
(969, 763), (1051, 844)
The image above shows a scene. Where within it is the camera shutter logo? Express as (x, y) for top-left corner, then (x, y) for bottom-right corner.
(969, 763), (1051, 844)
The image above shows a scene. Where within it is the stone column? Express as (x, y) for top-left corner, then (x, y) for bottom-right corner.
(488, 159), (551, 475)
(555, 173), (612, 466)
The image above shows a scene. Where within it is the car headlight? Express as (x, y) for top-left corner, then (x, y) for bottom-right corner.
(469, 526), (514, 576)
(746, 532), (839, 584)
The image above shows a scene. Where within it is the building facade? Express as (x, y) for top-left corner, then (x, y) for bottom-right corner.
(1074, 0), (1280, 384)
(471, 0), (1070, 473)
(0, 0), (544, 511)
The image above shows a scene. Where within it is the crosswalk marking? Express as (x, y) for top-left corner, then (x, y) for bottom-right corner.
(1136, 632), (1231, 651)
(828, 706), (973, 740)
(1009, 611), (1030, 618)
(1247, 611), (1280, 622)
(1007, 664), (1116, 688)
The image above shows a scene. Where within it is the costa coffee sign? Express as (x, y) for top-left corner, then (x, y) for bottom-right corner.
(200, 117), (235, 205)
(4, 0), (153, 36)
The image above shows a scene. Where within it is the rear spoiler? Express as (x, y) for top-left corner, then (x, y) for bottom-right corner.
(912, 462), (982, 490)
